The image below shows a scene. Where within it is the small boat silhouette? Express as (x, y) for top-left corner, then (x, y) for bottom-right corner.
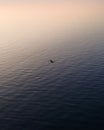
(49, 59), (54, 63)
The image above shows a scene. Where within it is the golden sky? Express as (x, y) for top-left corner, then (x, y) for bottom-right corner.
(0, 2), (103, 43)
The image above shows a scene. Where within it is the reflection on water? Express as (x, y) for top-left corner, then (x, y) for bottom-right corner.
(0, 3), (104, 130)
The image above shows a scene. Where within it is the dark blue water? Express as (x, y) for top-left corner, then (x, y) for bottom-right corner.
(0, 28), (104, 130)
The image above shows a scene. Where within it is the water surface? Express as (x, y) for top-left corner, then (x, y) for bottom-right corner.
(0, 4), (104, 130)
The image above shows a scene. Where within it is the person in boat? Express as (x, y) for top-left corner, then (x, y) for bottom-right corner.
(50, 59), (54, 63)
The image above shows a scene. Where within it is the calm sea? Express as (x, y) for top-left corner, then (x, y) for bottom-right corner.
(0, 6), (104, 130)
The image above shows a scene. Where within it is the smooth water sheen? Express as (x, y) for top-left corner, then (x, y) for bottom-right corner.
(0, 4), (104, 130)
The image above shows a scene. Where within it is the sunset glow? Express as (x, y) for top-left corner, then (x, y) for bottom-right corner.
(0, 2), (104, 43)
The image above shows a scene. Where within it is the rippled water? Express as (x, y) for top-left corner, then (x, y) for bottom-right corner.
(0, 5), (104, 130)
